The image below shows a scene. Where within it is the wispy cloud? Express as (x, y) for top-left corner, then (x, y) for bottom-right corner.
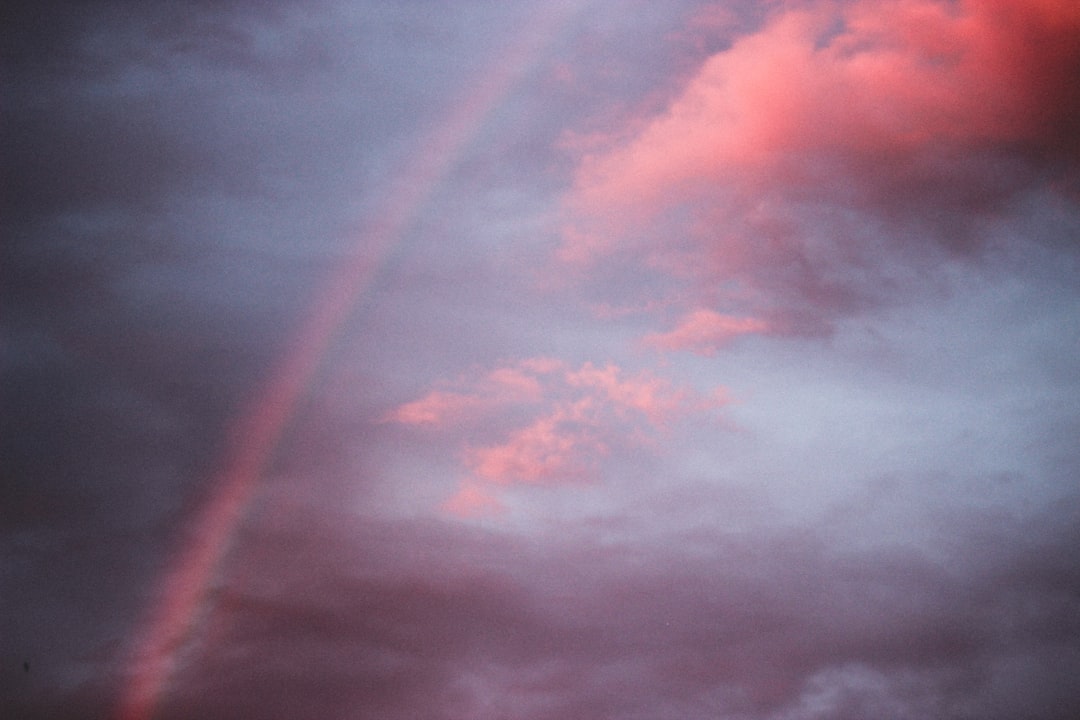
(388, 358), (727, 514)
(644, 308), (768, 354)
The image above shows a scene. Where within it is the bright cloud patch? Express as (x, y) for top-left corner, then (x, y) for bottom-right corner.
(644, 308), (768, 355)
(383, 363), (547, 426)
(388, 358), (727, 515)
(561, 0), (1080, 334)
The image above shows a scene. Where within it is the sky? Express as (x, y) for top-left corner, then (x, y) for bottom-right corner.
(2, 0), (1080, 718)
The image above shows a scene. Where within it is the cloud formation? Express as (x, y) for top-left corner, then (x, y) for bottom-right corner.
(387, 358), (726, 514)
(111, 499), (1080, 720)
(644, 308), (769, 354)
(561, 0), (1080, 335)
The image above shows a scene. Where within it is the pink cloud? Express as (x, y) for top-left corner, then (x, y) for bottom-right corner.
(383, 361), (552, 426)
(569, 0), (1080, 218)
(564, 361), (725, 426)
(383, 390), (483, 426)
(560, 0), (1080, 329)
(386, 358), (727, 514)
(440, 481), (505, 518)
(644, 309), (768, 355)
(466, 409), (606, 486)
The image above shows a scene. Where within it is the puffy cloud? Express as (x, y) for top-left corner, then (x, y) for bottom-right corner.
(467, 407), (607, 485)
(387, 358), (727, 510)
(565, 361), (719, 425)
(560, 0), (1080, 335)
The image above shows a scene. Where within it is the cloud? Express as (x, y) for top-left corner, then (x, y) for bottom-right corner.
(383, 390), (487, 426)
(560, 0), (1080, 335)
(644, 308), (769, 355)
(440, 481), (505, 519)
(387, 358), (727, 511)
(467, 406), (607, 486)
(41, 496), (1073, 720)
(383, 363), (548, 426)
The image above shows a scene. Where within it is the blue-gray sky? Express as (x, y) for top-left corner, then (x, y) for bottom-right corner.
(3, 2), (1080, 718)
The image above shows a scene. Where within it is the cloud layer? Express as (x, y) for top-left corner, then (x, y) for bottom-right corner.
(562, 0), (1080, 335)
(3, 1), (1079, 719)
(387, 358), (726, 515)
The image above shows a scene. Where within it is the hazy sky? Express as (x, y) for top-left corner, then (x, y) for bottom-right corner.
(3, 1), (1080, 718)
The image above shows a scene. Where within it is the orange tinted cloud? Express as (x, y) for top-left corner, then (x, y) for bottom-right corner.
(383, 361), (550, 426)
(644, 309), (768, 355)
(565, 362), (698, 425)
(561, 0), (1080, 329)
(387, 358), (727, 514)
(440, 481), (505, 518)
(569, 0), (1080, 221)
(467, 409), (606, 486)
(384, 390), (482, 426)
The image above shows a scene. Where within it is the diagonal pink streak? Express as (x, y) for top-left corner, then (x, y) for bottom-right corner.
(112, 5), (585, 719)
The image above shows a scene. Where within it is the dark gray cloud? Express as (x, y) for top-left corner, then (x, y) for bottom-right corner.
(11, 496), (1076, 718)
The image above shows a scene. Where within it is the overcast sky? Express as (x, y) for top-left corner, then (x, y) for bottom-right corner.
(3, 1), (1080, 718)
